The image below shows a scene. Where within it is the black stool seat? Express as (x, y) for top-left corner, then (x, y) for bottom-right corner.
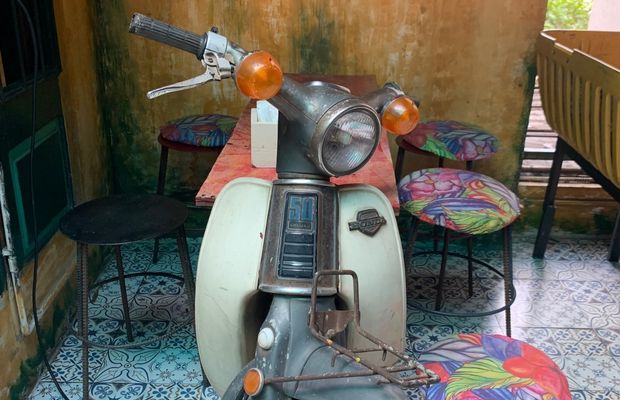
(60, 193), (195, 399)
(60, 194), (187, 245)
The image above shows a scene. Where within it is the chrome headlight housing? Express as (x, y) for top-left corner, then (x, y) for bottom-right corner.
(310, 99), (380, 177)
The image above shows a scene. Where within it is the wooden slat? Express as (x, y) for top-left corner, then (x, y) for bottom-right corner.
(583, 80), (593, 154)
(556, 63), (566, 135)
(613, 99), (620, 185)
(524, 136), (557, 152)
(522, 159), (583, 172)
(602, 92), (613, 180)
(522, 150), (555, 160)
(527, 131), (558, 138)
(564, 69), (574, 141)
(592, 86), (603, 174)
(571, 74), (585, 148)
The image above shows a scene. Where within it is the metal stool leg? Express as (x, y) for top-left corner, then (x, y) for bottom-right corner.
(404, 216), (420, 268)
(177, 223), (198, 394)
(394, 146), (405, 182)
(503, 225), (514, 337)
(432, 153), (445, 253)
(114, 246), (134, 342)
(176, 225), (195, 316)
(465, 161), (475, 296)
(608, 211), (620, 262)
(434, 229), (451, 311)
(153, 145), (170, 263)
(77, 243), (90, 399)
(533, 140), (565, 258)
(467, 236), (474, 297)
(433, 226), (441, 252)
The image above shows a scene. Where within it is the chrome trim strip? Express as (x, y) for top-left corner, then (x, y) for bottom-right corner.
(259, 284), (337, 296)
(274, 178), (335, 187)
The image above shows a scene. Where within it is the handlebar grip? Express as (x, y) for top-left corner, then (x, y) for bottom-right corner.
(129, 13), (207, 59)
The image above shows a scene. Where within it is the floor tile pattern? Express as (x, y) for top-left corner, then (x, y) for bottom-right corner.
(29, 232), (620, 399)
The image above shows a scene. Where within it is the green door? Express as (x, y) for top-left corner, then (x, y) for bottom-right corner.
(0, 0), (73, 273)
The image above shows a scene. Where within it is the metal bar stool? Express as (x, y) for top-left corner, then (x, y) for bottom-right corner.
(399, 168), (520, 336)
(395, 120), (500, 281)
(154, 114), (237, 262)
(60, 194), (195, 399)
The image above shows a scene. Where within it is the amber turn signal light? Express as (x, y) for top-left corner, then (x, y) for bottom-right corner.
(243, 368), (264, 396)
(235, 51), (283, 100)
(381, 96), (420, 135)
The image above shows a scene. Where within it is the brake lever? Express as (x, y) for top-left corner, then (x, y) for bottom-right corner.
(146, 51), (233, 99)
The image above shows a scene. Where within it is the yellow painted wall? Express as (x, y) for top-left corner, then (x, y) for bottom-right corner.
(56, 0), (110, 204)
(98, 0), (546, 192)
(0, 0), (108, 398)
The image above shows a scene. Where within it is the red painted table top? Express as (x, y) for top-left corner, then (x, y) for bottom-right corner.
(195, 74), (400, 213)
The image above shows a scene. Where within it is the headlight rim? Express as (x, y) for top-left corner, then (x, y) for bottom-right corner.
(310, 99), (381, 177)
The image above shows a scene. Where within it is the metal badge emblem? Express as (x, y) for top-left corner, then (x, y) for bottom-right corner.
(348, 209), (387, 237)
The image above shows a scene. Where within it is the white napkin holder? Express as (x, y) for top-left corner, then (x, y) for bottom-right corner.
(251, 100), (279, 168)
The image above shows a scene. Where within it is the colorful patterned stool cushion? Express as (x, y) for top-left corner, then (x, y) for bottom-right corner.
(399, 168), (520, 235)
(403, 120), (498, 161)
(419, 333), (570, 400)
(160, 114), (237, 148)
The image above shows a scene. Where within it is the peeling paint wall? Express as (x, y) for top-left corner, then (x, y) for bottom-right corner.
(96, 0), (546, 192)
(0, 0), (109, 398)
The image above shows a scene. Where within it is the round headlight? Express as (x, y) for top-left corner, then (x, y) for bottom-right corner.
(317, 109), (379, 176)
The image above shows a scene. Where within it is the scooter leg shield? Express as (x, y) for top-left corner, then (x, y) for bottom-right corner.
(195, 177), (273, 394)
(337, 184), (407, 365)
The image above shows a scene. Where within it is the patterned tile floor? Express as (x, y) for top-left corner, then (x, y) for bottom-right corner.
(28, 230), (620, 399)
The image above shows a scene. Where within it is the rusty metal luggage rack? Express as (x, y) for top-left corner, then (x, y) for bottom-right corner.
(263, 270), (439, 388)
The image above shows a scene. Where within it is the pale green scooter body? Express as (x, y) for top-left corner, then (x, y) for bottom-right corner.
(195, 177), (407, 396)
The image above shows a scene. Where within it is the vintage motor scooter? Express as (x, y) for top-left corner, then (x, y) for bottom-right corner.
(129, 13), (438, 399)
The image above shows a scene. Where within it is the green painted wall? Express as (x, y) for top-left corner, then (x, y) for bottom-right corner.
(93, 0), (151, 193)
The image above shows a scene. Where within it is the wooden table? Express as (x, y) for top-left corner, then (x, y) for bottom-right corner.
(195, 74), (400, 213)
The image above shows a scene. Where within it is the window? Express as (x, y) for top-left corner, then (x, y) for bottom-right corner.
(8, 118), (72, 261)
(0, 0), (70, 267)
(0, 0), (61, 100)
